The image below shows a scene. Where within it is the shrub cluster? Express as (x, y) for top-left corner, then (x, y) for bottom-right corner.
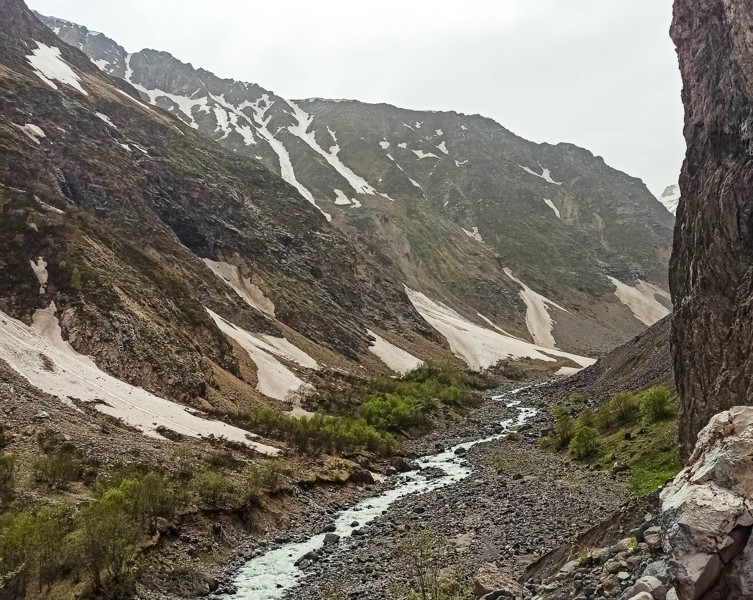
(245, 408), (397, 456)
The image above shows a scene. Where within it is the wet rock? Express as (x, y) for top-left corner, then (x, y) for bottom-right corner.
(323, 533), (340, 545)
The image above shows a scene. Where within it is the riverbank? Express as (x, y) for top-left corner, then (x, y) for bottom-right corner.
(280, 385), (631, 599)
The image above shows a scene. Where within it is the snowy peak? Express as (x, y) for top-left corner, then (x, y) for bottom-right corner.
(658, 184), (680, 215)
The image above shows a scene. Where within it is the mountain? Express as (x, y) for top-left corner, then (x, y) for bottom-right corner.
(657, 184), (680, 214)
(39, 14), (675, 359)
(670, 0), (753, 458)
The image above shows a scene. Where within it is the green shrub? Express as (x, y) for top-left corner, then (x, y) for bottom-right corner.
(34, 451), (82, 489)
(595, 403), (615, 431)
(0, 453), (15, 492)
(77, 488), (142, 598)
(193, 470), (229, 507)
(639, 386), (674, 421)
(569, 426), (600, 459)
(552, 414), (575, 449)
(609, 392), (639, 424)
(577, 408), (595, 429)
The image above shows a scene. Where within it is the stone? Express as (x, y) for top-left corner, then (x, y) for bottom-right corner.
(626, 576), (666, 600)
(643, 527), (662, 553)
(560, 560), (579, 574)
(473, 563), (523, 598)
(323, 533), (340, 545)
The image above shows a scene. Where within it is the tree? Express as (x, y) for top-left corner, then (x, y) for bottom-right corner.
(77, 488), (142, 597)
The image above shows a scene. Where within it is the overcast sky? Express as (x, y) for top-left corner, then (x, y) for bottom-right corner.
(28, 0), (685, 196)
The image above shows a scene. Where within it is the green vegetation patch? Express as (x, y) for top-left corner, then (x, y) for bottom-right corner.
(246, 363), (490, 457)
(541, 386), (682, 496)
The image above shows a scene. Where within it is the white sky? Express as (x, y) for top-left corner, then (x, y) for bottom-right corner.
(28, 0), (685, 196)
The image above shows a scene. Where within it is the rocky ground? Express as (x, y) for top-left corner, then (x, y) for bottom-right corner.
(218, 384), (635, 600)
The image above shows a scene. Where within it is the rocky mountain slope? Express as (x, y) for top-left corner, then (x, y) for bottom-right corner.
(40, 13), (675, 358)
(670, 0), (753, 459)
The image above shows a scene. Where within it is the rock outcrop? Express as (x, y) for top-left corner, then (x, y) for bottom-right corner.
(659, 406), (753, 600)
(670, 0), (753, 458)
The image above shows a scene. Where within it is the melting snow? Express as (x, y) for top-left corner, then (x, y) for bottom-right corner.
(462, 226), (484, 243)
(26, 42), (88, 95)
(333, 189), (352, 206)
(13, 123), (46, 144)
(406, 288), (594, 371)
(206, 309), (316, 404)
(30, 257), (48, 295)
(287, 101), (378, 196)
(504, 268), (569, 349)
(519, 164), (562, 185)
(543, 198), (560, 218)
(119, 143), (132, 152)
(247, 96), (330, 222)
(436, 141), (449, 155)
(92, 58), (110, 72)
(608, 277), (671, 326)
(367, 330), (423, 374)
(0, 304), (277, 454)
(203, 259), (276, 317)
(412, 149), (439, 159)
(95, 112), (116, 128)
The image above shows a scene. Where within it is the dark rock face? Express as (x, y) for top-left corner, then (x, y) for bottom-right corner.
(670, 0), (753, 459)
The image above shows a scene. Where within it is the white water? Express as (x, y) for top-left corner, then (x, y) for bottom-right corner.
(227, 391), (538, 599)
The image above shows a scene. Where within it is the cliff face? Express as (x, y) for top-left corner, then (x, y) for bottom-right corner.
(670, 0), (753, 459)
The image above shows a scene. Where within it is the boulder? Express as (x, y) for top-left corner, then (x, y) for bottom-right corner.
(626, 576), (667, 600)
(473, 563), (523, 598)
(323, 533), (340, 545)
(659, 407), (753, 599)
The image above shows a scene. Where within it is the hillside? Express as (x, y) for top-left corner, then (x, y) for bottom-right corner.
(41, 14), (675, 358)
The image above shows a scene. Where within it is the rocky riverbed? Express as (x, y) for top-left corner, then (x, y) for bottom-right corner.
(215, 383), (633, 600)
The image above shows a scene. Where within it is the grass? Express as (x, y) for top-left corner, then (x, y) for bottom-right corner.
(541, 386), (682, 496)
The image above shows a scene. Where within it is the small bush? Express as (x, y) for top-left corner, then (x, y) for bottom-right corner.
(595, 403), (615, 431)
(193, 470), (229, 507)
(552, 414), (575, 449)
(34, 452), (82, 489)
(569, 426), (600, 459)
(577, 408), (595, 429)
(609, 392), (639, 424)
(639, 386), (674, 421)
(0, 453), (15, 492)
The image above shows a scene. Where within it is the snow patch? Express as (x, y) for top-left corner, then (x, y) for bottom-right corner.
(435, 129), (443, 136)
(367, 330), (423, 374)
(0, 304), (277, 454)
(398, 142), (407, 149)
(379, 140), (390, 149)
(543, 198), (560, 218)
(333, 189), (352, 206)
(247, 96), (330, 222)
(206, 309), (315, 404)
(95, 112), (116, 128)
(608, 277), (671, 326)
(412, 149), (439, 160)
(504, 268), (569, 349)
(436, 141), (448, 155)
(287, 101), (378, 196)
(406, 288), (594, 371)
(203, 259), (276, 317)
(30, 257), (48, 295)
(119, 143), (132, 152)
(13, 123), (46, 144)
(519, 164), (562, 185)
(26, 42), (88, 95)
(462, 226), (484, 243)
(455, 159), (468, 167)
(92, 58), (110, 72)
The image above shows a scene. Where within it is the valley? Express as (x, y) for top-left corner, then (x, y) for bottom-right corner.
(1, 0), (752, 599)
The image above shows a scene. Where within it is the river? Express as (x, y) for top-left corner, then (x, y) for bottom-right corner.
(224, 388), (538, 599)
